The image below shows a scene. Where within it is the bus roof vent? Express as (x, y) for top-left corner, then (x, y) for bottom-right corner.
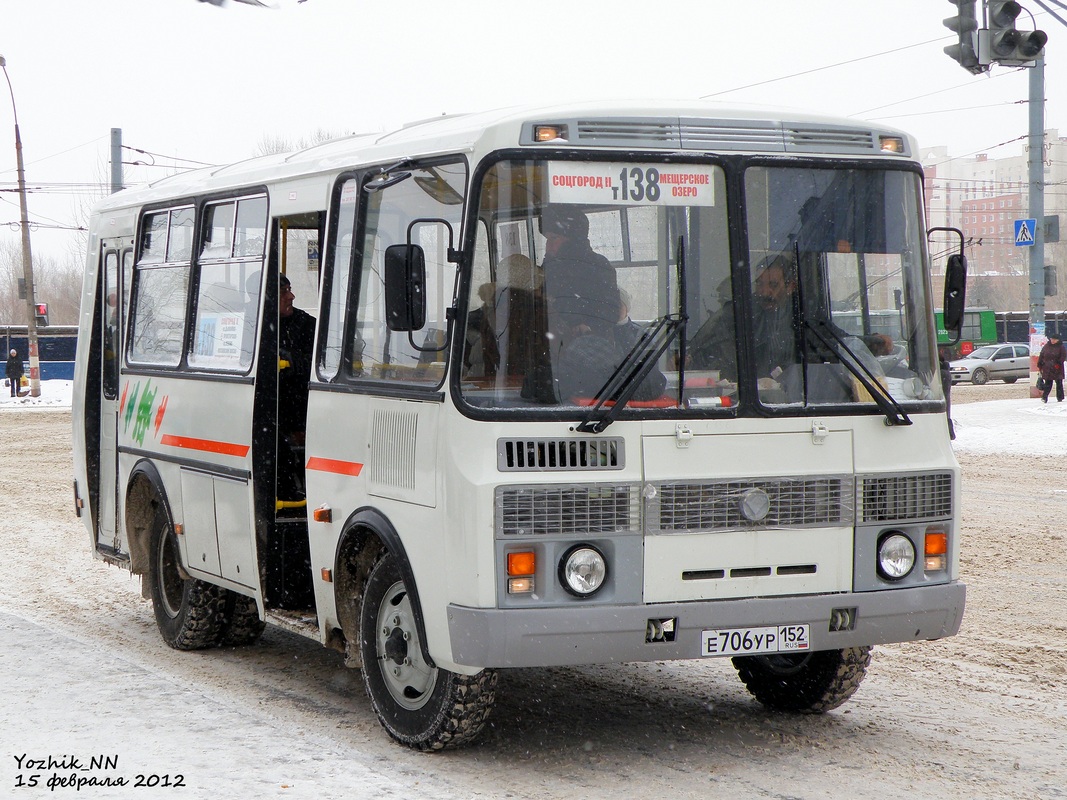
(573, 119), (680, 147)
(497, 437), (624, 472)
(679, 119), (787, 152)
(784, 125), (879, 154)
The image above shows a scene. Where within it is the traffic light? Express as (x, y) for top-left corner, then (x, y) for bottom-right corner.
(34, 302), (49, 326)
(1046, 265), (1059, 297)
(988, 1), (1047, 65)
(944, 0), (983, 73)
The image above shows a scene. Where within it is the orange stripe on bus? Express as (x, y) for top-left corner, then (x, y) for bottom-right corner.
(159, 434), (250, 457)
(306, 456), (363, 476)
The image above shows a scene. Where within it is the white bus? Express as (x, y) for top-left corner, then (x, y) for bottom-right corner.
(73, 101), (966, 750)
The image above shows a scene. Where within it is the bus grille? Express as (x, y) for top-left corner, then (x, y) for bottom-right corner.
(496, 483), (639, 536)
(649, 476), (854, 532)
(859, 472), (953, 522)
(497, 437), (624, 471)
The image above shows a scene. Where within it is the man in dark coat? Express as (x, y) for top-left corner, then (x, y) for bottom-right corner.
(278, 274), (316, 500)
(6, 348), (23, 397)
(530, 205), (619, 403)
(1038, 330), (1066, 403)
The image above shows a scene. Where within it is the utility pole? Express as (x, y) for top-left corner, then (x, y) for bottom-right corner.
(0, 55), (40, 398)
(110, 128), (123, 194)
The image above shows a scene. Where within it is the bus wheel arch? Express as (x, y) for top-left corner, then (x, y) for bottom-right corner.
(333, 508), (429, 669)
(126, 461), (226, 650)
(125, 461), (170, 578)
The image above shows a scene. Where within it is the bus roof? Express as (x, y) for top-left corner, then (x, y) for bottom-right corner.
(92, 100), (918, 215)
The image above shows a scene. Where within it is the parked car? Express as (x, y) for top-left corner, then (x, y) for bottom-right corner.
(949, 343), (1030, 385)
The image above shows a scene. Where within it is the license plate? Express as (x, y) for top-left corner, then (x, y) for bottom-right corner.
(700, 624), (810, 657)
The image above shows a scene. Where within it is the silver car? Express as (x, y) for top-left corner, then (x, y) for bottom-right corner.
(949, 343), (1030, 385)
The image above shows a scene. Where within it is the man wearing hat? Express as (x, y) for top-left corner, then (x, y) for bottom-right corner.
(1038, 329), (1066, 403)
(6, 348), (23, 397)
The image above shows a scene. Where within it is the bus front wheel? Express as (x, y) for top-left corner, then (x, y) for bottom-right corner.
(147, 509), (227, 650)
(732, 646), (871, 713)
(358, 551), (497, 750)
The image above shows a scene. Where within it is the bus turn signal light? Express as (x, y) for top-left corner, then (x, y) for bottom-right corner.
(507, 551), (536, 576)
(925, 529), (948, 572)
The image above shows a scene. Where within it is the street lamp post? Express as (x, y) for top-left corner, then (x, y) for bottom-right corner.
(0, 54), (41, 397)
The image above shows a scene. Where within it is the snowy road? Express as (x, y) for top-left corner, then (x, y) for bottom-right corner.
(1, 407), (1065, 799)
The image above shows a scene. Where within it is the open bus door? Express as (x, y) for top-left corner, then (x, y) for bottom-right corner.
(96, 238), (133, 556)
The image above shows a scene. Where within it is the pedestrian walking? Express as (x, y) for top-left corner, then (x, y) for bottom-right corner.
(5, 348), (23, 397)
(1038, 330), (1067, 403)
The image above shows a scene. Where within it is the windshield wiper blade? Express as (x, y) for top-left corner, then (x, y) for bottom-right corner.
(804, 319), (911, 427)
(576, 314), (684, 434)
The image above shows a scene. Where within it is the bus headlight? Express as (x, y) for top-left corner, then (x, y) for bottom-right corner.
(559, 545), (607, 597)
(877, 532), (916, 580)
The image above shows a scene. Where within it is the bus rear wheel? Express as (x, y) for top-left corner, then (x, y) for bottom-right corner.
(358, 551), (497, 750)
(732, 646), (871, 713)
(147, 510), (227, 650)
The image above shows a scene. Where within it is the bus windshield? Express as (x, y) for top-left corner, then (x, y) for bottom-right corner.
(459, 157), (942, 415)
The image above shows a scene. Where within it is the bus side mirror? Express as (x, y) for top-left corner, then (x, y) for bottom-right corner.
(942, 253), (967, 344)
(384, 244), (426, 331)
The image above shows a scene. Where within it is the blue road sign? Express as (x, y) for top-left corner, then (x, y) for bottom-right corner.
(1015, 218), (1036, 246)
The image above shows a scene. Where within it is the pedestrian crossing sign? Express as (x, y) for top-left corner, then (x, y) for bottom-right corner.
(1015, 218), (1036, 246)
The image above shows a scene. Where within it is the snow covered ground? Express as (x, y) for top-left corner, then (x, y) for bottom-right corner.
(1, 382), (1064, 799)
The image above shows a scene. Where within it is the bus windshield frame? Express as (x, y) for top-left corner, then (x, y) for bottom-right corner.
(454, 152), (942, 421)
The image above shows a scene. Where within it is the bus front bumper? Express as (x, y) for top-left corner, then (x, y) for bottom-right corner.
(446, 582), (965, 668)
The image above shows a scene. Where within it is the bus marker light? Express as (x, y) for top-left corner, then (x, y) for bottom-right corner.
(533, 124), (566, 142)
(507, 551), (536, 576)
(321, 568), (333, 583)
(879, 135), (905, 153)
(313, 505), (332, 523)
(508, 577), (534, 594)
(174, 524), (184, 536)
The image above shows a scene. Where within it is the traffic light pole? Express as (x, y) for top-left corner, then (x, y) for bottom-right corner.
(1029, 55), (1045, 396)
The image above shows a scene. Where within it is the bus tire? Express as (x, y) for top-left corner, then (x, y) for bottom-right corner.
(358, 551), (497, 750)
(732, 646), (871, 714)
(971, 367), (989, 385)
(147, 511), (227, 650)
(220, 592), (266, 646)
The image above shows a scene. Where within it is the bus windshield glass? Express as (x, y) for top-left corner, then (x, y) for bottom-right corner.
(459, 157), (941, 414)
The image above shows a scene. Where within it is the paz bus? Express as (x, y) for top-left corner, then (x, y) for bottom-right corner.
(72, 101), (966, 750)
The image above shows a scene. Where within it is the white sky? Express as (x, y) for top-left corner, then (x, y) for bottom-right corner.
(2, 0), (1066, 264)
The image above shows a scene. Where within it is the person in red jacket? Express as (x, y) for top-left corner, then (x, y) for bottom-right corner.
(1038, 330), (1067, 403)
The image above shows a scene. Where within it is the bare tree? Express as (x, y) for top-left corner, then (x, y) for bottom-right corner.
(1, 240), (82, 326)
(254, 128), (344, 156)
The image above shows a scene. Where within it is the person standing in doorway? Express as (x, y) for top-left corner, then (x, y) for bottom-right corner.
(6, 348), (23, 397)
(1038, 330), (1066, 403)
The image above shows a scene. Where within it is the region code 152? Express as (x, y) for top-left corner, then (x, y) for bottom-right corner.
(701, 624), (810, 657)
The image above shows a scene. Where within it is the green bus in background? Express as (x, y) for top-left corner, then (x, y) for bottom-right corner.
(936, 308), (997, 350)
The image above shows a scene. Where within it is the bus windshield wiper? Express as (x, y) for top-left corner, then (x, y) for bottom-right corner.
(576, 313), (684, 433)
(804, 318), (911, 427)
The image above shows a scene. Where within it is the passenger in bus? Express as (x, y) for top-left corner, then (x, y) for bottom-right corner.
(538, 205), (619, 339)
(463, 282), (497, 378)
(751, 256), (799, 385)
(688, 276), (737, 379)
(278, 273), (316, 499)
(555, 287), (667, 403)
(521, 206), (618, 403)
